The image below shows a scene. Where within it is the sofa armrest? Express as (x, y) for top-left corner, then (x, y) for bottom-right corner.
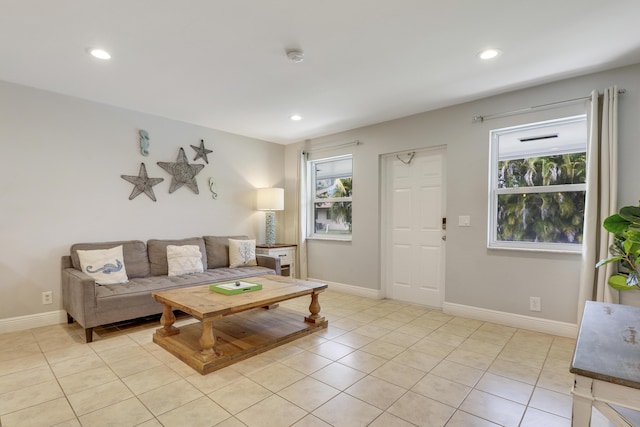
(61, 255), (73, 269)
(256, 254), (281, 275)
(61, 259), (98, 328)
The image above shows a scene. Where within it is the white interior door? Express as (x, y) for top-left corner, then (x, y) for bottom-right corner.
(383, 148), (446, 307)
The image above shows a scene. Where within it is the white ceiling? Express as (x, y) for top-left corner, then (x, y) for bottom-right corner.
(2, 1), (640, 144)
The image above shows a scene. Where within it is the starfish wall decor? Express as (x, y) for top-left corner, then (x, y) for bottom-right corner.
(120, 163), (164, 201)
(190, 139), (213, 164)
(157, 147), (205, 194)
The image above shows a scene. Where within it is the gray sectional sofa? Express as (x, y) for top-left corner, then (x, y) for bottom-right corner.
(61, 235), (280, 342)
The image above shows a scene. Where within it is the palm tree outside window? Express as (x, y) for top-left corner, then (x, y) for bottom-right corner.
(488, 115), (587, 252)
(308, 155), (353, 240)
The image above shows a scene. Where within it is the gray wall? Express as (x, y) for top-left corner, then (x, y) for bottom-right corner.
(0, 81), (284, 321)
(284, 63), (640, 324)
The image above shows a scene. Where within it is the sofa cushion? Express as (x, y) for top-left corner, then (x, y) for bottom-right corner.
(77, 245), (129, 285)
(147, 237), (207, 276)
(229, 239), (258, 268)
(203, 235), (249, 268)
(167, 245), (204, 276)
(94, 266), (276, 311)
(70, 240), (150, 279)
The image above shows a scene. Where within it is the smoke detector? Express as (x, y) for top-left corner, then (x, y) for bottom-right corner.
(286, 50), (304, 63)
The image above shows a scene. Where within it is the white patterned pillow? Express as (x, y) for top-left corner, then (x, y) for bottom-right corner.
(167, 245), (204, 276)
(77, 245), (129, 285)
(228, 239), (258, 268)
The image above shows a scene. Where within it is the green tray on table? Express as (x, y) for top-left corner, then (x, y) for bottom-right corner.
(209, 280), (263, 295)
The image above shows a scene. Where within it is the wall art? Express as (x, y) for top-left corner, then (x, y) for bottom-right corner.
(157, 147), (205, 194)
(139, 129), (150, 156)
(208, 177), (218, 199)
(191, 139), (213, 164)
(120, 163), (164, 201)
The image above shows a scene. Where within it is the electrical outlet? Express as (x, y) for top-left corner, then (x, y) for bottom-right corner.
(42, 291), (53, 305)
(529, 296), (541, 312)
(458, 216), (471, 227)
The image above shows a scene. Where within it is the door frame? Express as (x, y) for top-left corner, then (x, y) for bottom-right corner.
(379, 145), (447, 306)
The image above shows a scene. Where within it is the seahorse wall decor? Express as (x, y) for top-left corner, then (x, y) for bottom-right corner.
(209, 177), (218, 199)
(139, 129), (150, 156)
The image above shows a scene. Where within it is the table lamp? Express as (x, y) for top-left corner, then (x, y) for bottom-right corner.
(257, 187), (284, 246)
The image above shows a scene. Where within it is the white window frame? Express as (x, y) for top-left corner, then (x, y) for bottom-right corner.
(488, 115), (587, 253)
(307, 154), (353, 241)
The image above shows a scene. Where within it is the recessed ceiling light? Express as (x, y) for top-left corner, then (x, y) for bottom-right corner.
(290, 114), (303, 121)
(88, 48), (111, 60)
(478, 48), (501, 60)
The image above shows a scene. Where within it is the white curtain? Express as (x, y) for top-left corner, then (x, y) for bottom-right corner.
(296, 148), (309, 279)
(577, 87), (619, 324)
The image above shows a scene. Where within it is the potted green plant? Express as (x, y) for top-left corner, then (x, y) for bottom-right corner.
(596, 204), (640, 290)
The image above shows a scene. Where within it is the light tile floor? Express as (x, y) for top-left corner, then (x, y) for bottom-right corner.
(0, 290), (619, 427)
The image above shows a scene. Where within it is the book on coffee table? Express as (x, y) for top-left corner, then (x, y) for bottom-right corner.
(209, 281), (263, 295)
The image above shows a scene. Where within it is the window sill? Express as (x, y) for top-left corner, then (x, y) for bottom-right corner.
(487, 243), (582, 255)
(307, 234), (352, 242)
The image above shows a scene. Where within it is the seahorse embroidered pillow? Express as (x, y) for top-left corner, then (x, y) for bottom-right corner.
(166, 245), (204, 276)
(228, 239), (258, 268)
(77, 245), (129, 285)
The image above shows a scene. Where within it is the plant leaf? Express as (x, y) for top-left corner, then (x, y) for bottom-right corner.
(632, 246), (640, 261)
(624, 239), (634, 254)
(619, 206), (640, 223)
(608, 274), (640, 290)
(609, 240), (626, 258)
(596, 256), (623, 268)
(628, 271), (640, 286)
(622, 239), (640, 259)
(603, 214), (631, 234)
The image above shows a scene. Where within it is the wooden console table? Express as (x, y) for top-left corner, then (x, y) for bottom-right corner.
(570, 301), (640, 426)
(152, 274), (327, 374)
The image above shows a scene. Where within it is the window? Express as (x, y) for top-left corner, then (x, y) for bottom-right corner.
(308, 155), (353, 240)
(488, 115), (587, 252)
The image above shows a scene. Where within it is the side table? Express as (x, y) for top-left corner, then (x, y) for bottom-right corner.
(570, 301), (640, 426)
(256, 244), (297, 278)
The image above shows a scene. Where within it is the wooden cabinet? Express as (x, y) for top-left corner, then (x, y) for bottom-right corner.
(256, 244), (297, 278)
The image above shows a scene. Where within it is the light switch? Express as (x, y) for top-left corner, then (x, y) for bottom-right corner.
(458, 215), (471, 227)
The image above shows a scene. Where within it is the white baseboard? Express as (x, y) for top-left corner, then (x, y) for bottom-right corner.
(306, 280), (576, 338)
(308, 277), (384, 300)
(0, 310), (67, 334)
(443, 302), (578, 338)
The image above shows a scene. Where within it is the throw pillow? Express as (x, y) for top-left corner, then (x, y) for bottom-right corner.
(167, 245), (204, 276)
(228, 239), (258, 268)
(77, 245), (129, 285)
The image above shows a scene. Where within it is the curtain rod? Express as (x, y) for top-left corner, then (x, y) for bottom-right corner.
(472, 88), (626, 123)
(304, 140), (361, 154)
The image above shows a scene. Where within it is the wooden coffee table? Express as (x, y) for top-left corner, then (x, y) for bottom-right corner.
(152, 274), (328, 374)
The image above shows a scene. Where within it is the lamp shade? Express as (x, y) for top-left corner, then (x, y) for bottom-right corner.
(256, 187), (284, 211)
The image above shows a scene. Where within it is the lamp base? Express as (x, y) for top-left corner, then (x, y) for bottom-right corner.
(265, 211), (276, 246)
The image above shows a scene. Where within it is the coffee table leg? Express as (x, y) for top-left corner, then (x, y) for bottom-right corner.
(199, 317), (222, 359)
(305, 290), (326, 324)
(156, 303), (180, 337)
